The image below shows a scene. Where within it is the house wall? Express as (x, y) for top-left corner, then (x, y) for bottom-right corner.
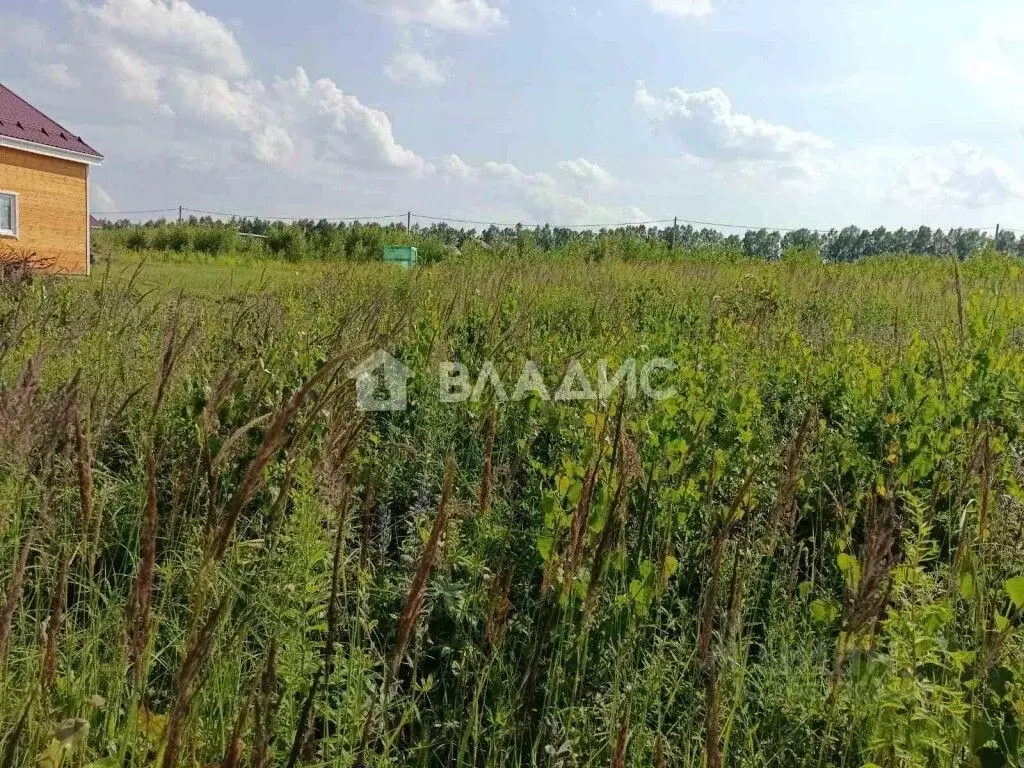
(0, 146), (88, 274)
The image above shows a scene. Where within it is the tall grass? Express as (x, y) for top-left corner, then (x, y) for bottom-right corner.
(0, 251), (1022, 766)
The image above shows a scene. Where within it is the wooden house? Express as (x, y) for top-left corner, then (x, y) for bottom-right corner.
(0, 84), (104, 274)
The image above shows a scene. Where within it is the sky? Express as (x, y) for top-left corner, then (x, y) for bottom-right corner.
(3, 0), (1024, 230)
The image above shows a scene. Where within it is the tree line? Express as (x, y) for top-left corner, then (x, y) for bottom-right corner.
(98, 215), (1019, 262)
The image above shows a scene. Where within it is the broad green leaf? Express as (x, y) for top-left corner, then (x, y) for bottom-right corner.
(837, 553), (861, 589)
(958, 572), (975, 600)
(810, 599), (839, 624)
(1005, 575), (1024, 610)
(536, 535), (554, 562)
(662, 555), (679, 579)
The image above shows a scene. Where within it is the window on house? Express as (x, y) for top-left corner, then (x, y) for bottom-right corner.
(0, 193), (16, 237)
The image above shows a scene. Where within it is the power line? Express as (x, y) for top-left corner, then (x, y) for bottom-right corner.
(183, 207), (406, 223)
(92, 208), (179, 216)
(412, 213), (677, 229)
(674, 218), (830, 234)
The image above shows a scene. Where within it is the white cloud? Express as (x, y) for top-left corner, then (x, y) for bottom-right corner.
(101, 46), (166, 107)
(637, 81), (1024, 212)
(363, 0), (505, 35)
(635, 83), (832, 162)
(365, 0), (504, 84)
(479, 161), (559, 190)
(886, 142), (1024, 210)
(443, 155), (648, 225)
(440, 153), (479, 181)
(74, 0), (249, 78)
(275, 67), (431, 175)
(170, 71), (295, 164)
(955, 10), (1024, 123)
(645, 0), (712, 18)
(38, 63), (81, 89)
(49, 0), (429, 179)
(385, 47), (448, 86)
(91, 181), (117, 213)
(558, 158), (617, 189)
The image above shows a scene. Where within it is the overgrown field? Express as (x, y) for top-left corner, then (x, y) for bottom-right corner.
(1, 249), (1023, 767)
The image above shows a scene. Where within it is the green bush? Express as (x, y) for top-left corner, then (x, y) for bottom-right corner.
(417, 237), (449, 265)
(193, 227), (234, 255)
(124, 227), (149, 251)
(266, 225), (306, 261)
(150, 226), (191, 253)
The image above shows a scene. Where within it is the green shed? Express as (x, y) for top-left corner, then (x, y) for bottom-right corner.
(383, 245), (418, 268)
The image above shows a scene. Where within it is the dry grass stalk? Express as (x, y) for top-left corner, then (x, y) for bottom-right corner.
(654, 733), (668, 768)
(73, 405), (94, 533)
(125, 447), (159, 683)
(704, 661), (722, 768)
(478, 405), (498, 515)
(161, 592), (232, 768)
(698, 465), (758, 768)
(0, 487), (53, 666)
(150, 301), (197, 427)
(484, 563), (513, 649)
(768, 407), (816, 555)
(41, 548), (71, 691)
(220, 688), (254, 768)
(359, 470), (377, 571)
(833, 499), (896, 680)
(124, 309), (197, 682)
(584, 477), (627, 624)
(0, 525), (38, 666)
(389, 454), (458, 682)
(252, 639), (280, 768)
(698, 465), (757, 662)
(610, 705), (631, 768)
(205, 353), (351, 567)
(161, 355), (354, 766)
(585, 410), (643, 621)
(0, 355), (41, 465)
(566, 456), (602, 577)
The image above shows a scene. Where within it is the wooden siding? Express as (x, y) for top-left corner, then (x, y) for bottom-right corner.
(0, 146), (88, 274)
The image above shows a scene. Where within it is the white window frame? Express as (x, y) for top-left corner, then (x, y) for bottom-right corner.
(0, 191), (18, 238)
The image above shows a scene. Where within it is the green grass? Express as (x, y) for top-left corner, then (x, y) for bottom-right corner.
(0, 246), (1022, 767)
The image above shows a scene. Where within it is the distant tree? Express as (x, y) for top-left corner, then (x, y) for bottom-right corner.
(696, 228), (724, 248)
(930, 229), (954, 257)
(822, 226), (863, 262)
(911, 226), (933, 255)
(995, 228), (1018, 253)
(742, 229), (782, 260)
(889, 227), (913, 253)
(781, 228), (822, 254)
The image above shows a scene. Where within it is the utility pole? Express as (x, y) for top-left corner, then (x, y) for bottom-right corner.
(178, 205), (183, 224)
(670, 216), (678, 251)
(407, 211), (412, 232)
(995, 223), (1001, 248)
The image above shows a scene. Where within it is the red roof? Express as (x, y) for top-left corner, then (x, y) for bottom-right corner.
(0, 83), (102, 161)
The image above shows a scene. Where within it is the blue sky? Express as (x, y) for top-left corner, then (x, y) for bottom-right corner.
(3, 0), (1024, 230)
